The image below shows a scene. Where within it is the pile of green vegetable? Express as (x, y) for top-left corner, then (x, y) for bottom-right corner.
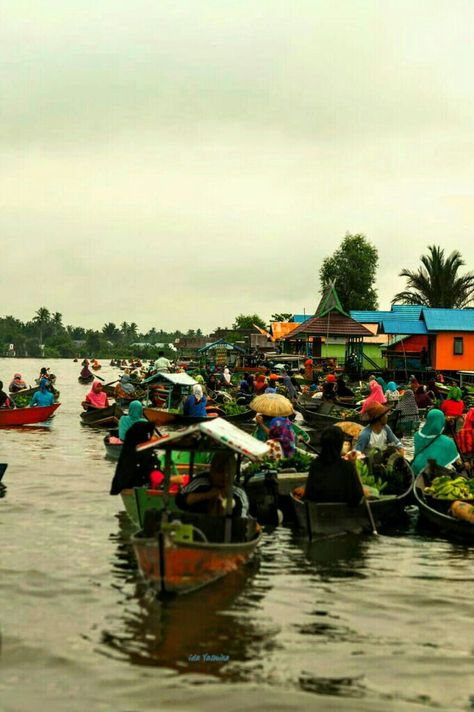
(355, 447), (410, 496)
(221, 402), (249, 415)
(245, 449), (314, 476)
(11, 394), (29, 408)
(424, 476), (474, 500)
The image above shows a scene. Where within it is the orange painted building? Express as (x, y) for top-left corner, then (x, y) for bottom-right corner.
(431, 332), (474, 371)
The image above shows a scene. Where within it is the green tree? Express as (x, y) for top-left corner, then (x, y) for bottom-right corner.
(319, 233), (378, 311)
(33, 306), (51, 344)
(232, 314), (267, 330)
(102, 322), (120, 342)
(270, 313), (293, 321)
(392, 245), (474, 308)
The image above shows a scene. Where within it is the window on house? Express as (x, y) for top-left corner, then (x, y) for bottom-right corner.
(453, 337), (464, 355)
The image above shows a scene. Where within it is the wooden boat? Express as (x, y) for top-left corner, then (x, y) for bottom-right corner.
(290, 462), (414, 540)
(78, 375), (94, 384)
(0, 403), (60, 427)
(120, 487), (181, 526)
(130, 418), (269, 594)
(9, 386), (60, 402)
(104, 434), (122, 460)
(132, 514), (261, 594)
(224, 409), (255, 423)
(413, 472), (474, 541)
(0, 464), (7, 482)
(298, 403), (360, 429)
(80, 403), (123, 427)
(244, 468), (309, 525)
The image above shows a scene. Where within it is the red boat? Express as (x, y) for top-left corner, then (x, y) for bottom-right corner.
(0, 404), (60, 426)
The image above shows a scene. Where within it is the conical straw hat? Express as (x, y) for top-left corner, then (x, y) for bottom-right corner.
(250, 393), (294, 417)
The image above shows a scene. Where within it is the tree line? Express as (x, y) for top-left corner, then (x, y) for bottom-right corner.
(2, 237), (473, 358)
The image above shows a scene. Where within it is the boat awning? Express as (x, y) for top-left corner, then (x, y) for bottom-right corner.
(137, 417), (270, 461)
(142, 372), (197, 386)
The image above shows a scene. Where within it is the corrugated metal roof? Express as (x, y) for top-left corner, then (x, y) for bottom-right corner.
(380, 318), (428, 335)
(350, 310), (393, 323)
(423, 308), (474, 331)
(281, 313), (372, 339)
(391, 305), (424, 317)
(291, 314), (311, 323)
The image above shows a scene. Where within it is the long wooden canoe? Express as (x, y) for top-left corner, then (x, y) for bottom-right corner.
(413, 472), (474, 541)
(0, 403), (60, 426)
(132, 511), (261, 594)
(290, 465), (414, 539)
(143, 407), (213, 427)
(80, 403), (123, 427)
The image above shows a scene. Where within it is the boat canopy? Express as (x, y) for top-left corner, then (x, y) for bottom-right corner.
(142, 371), (197, 387)
(137, 417), (270, 461)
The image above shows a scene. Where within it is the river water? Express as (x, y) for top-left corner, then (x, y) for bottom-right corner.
(1, 359), (473, 712)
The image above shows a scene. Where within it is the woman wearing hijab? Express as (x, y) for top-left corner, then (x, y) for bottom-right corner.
(9, 373), (27, 393)
(322, 374), (337, 401)
(255, 413), (296, 460)
(457, 408), (474, 455)
(441, 387), (464, 418)
(254, 374), (267, 395)
(0, 381), (12, 408)
(336, 376), (355, 398)
(110, 418), (156, 493)
(116, 374), (136, 396)
(384, 381), (400, 402)
(305, 426), (364, 505)
(360, 380), (386, 414)
(414, 385), (434, 409)
(223, 367), (232, 388)
(280, 371), (297, 401)
(394, 388), (420, 434)
(83, 381), (109, 410)
(183, 384), (207, 417)
(80, 361), (93, 379)
(376, 376), (387, 393)
(411, 409), (461, 475)
(30, 378), (54, 407)
(118, 400), (148, 441)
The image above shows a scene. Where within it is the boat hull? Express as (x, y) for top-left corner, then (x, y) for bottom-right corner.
(414, 473), (474, 541)
(132, 532), (261, 594)
(80, 404), (123, 428)
(78, 376), (94, 384)
(291, 466), (413, 539)
(0, 403), (60, 426)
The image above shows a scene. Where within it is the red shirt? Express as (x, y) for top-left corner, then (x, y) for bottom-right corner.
(441, 399), (464, 417)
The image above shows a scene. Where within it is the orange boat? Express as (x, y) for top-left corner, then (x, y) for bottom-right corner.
(133, 527), (261, 594)
(131, 418), (269, 595)
(0, 403), (60, 427)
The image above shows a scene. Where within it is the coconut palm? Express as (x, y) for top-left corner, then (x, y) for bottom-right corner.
(392, 245), (474, 308)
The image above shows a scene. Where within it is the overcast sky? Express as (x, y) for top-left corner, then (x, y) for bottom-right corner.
(1, 0), (474, 332)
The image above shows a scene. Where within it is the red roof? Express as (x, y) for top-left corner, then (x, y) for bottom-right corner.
(280, 312), (373, 339)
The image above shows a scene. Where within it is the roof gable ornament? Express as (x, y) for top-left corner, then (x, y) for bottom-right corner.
(315, 280), (348, 318)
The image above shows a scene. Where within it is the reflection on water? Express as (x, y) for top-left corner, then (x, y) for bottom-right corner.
(1, 359), (474, 711)
(102, 511), (266, 674)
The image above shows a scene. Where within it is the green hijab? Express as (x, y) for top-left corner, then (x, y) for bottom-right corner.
(118, 400), (147, 441)
(412, 409), (459, 475)
(447, 386), (463, 402)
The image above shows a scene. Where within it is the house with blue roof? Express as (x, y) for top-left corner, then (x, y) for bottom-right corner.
(349, 305), (474, 372)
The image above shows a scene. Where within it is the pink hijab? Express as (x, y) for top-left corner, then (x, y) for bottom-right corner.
(86, 381), (108, 408)
(361, 381), (386, 413)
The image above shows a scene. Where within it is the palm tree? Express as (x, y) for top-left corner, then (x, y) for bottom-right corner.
(33, 307), (51, 345)
(392, 245), (474, 308)
(102, 322), (120, 342)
